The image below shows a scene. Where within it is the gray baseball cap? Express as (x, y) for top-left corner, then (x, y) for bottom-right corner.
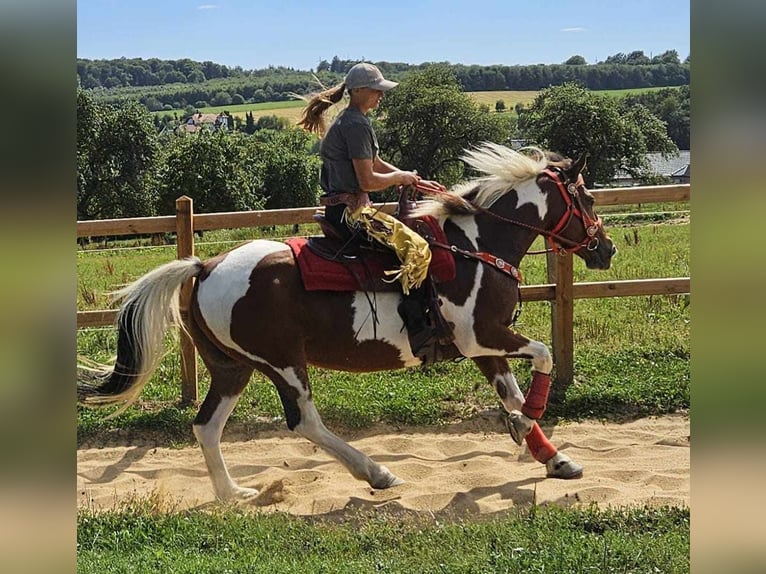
(344, 63), (398, 92)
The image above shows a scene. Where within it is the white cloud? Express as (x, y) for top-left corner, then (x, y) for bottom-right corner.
(197, 4), (218, 9)
(561, 27), (586, 32)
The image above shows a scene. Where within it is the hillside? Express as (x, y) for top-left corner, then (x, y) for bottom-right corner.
(79, 53), (690, 112)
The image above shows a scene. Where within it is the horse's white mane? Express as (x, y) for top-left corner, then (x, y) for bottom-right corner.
(413, 143), (549, 218)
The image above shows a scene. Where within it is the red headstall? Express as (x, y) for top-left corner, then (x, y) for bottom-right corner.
(541, 168), (604, 255)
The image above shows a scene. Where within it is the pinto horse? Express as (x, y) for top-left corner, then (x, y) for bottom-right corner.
(79, 144), (615, 501)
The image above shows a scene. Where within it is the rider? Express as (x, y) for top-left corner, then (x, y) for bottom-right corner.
(298, 62), (452, 359)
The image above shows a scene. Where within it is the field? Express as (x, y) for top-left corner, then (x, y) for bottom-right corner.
(180, 87), (667, 124)
(77, 211), (690, 571)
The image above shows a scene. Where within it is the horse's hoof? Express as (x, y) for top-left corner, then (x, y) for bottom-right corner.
(370, 466), (405, 489)
(218, 486), (260, 501)
(545, 453), (583, 479)
(506, 411), (534, 446)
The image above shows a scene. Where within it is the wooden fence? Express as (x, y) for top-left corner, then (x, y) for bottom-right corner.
(77, 184), (690, 403)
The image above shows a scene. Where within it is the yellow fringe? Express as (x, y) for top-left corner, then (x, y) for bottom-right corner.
(347, 206), (431, 294)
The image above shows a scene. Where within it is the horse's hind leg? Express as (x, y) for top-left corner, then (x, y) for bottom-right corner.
(192, 363), (256, 500)
(473, 356), (583, 479)
(263, 363), (403, 489)
(188, 318), (258, 500)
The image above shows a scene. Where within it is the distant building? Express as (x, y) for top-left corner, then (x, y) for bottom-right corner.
(177, 112), (231, 134)
(609, 151), (690, 187)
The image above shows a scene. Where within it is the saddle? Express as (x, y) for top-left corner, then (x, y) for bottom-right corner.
(285, 213), (455, 293)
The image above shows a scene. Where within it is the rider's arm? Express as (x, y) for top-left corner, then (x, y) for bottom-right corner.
(352, 157), (419, 192)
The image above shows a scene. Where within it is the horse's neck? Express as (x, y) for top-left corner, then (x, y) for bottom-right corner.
(443, 210), (539, 268)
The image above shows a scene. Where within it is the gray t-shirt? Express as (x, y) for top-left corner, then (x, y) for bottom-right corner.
(319, 108), (379, 194)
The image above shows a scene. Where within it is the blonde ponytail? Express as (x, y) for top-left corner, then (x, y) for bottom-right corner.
(297, 83), (346, 136)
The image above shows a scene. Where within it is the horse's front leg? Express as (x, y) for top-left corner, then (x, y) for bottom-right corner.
(472, 354), (583, 479)
(466, 327), (553, 442)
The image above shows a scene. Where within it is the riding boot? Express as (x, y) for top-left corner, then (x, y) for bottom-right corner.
(398, 280), (455, 361)
(398, 286), (436, 358)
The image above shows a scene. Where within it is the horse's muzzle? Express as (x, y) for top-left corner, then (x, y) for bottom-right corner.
(583, 240), (616, 270)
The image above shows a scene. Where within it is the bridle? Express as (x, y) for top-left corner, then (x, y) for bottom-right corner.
(415, 168), (604, 257)
(537, 168), (604, 255)
(409, 170), (603, 326)
(466, 169), (604, 255)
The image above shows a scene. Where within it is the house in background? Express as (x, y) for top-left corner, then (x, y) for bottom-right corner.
(177, 112), (232, 134)
(608, 151), (690, 187)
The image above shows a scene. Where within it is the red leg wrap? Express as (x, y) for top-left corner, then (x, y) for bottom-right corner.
(525, 423), (557, 463)
(521, 371), (551, 420)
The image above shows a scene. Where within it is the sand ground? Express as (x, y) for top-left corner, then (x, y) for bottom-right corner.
(77, 413), (689, 515)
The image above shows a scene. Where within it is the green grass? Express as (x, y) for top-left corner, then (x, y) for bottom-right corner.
(76, 218), (689, 444)
(76, 216), (690, 572)
(595, 86), (673, 98)
(155, 87), (674, 124)
(77, 502), (689, 573)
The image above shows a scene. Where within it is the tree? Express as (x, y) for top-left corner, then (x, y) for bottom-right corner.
(564, 55), (587, 65)
(519, 83), (677, 186)
(244, 111), (256, 134)
(377, 65), (511, 187)
(155, 131), (265, 214)
(77, 89), (161, 219)
(625, 50), (651, 65)
(211, 91), (232, 106)
(252, 129), (321, 209)
(652, 50), (681, 65)
(254, 115), (290, 131)
(495, 100), (506, 112)
(622, 86), (690, 149)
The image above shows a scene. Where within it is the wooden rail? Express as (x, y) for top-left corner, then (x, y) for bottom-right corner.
(77, 184), (690, 402)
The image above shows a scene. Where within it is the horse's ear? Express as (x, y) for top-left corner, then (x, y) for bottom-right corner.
(565, 155), (588, 181)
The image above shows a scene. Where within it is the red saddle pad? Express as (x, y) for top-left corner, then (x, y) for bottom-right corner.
(286, 216), (455, 292)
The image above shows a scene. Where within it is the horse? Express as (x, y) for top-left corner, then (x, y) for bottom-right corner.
(78, 143), (616, 501)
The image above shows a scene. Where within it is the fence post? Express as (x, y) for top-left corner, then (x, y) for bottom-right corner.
(176, 196), (198, 405)
(546, 251), (574, 388)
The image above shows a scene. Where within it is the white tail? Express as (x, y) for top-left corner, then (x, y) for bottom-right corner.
(78, 257), (203, 416)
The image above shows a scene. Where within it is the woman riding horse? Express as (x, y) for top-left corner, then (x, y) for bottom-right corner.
(79, 143), (616, 501)
(298, 62), (452, 362)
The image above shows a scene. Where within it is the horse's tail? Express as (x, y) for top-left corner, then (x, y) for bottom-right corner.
(77, 257), (204, 417)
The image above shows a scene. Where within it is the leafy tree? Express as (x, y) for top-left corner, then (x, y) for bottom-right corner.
(254, 115), (289, 131)
(519, 83), (677, 185)
(252, 129), (321, 209)
(155, 131), (266, 214)
(377, 66), (511, 187)
(163, 70), (187, 83)
(625, 50), (651, 65)
(495, 100), (506, 112)
(211, 91), (232, 106)
(244, 111), (256, 134)
(232, 93), (245, 105)
(604, 53), (627, 65)
(652, 50), (681, 65)
(564, 55), (587, 65)
(77, 89), (160, 219)
(187, 70), (206, 83)
(622, 86), (690, 149)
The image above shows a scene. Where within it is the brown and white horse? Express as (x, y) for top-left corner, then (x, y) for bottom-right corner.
(79, 144), (616, 501)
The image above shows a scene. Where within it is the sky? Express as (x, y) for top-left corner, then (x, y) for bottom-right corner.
(77, 0), (690, 70)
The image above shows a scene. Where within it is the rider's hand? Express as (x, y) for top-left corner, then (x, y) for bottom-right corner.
(398, 170), (420, 187)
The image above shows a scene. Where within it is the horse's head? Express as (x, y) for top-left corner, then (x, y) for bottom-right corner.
(538, 155), (616, 270)
(411, 143), (616, 270)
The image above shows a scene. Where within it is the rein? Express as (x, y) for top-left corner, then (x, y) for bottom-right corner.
(414, 170), (603, 257)
(410, 170), (602, 327)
